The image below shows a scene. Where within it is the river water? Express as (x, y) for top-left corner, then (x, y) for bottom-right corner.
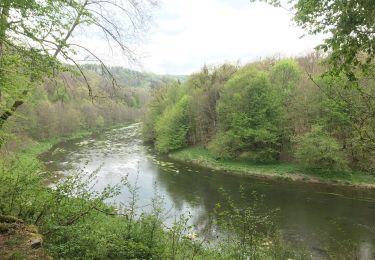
(41, 124), (375, 259)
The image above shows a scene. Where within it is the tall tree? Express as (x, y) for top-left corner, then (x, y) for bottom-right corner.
(211, 66), (285, 162)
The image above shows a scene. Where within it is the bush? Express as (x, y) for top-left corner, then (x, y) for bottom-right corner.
(295, 125), (348, 171)
(208, 131), (239, 159)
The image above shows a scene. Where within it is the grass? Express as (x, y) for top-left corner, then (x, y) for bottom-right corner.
(15, 133), (90, 166)
(170, 147), (375, 188)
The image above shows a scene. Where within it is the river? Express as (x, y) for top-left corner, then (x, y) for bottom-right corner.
(40, 124), (375, 259)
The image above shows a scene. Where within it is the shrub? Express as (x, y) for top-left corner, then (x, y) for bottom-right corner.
(295, 125), (348, 171)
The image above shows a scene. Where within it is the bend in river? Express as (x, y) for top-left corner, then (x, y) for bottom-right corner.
(41, 123), (375, 259)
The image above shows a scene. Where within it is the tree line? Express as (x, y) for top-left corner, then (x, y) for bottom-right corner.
(1, 68), (151, 152)
(0, 0), (156, 142)
(144, 54), (375, 173)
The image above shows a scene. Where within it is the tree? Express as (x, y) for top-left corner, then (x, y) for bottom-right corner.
(155, 95), (192, 153)
(318, 74), (375, 172)
(211, 66), (285, 162)
(270, 59), (301, 94)
(295, 124), (348, 171)
(252, 0), (375, 170)
(187, 64), (238, 145)
(252, 0), (375, 80)
(143, 82), (182, 143)
(0, 0), (157, 132)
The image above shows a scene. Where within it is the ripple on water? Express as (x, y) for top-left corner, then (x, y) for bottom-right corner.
(41, 123), (375, 259)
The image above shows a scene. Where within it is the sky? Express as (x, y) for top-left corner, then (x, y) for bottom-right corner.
(80, 0), (324, 75)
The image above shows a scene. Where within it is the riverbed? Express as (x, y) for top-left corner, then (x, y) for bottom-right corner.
(40, 124), (375, 259)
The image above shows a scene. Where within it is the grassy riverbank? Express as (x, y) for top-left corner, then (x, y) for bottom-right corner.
(170, 147), (375, 189)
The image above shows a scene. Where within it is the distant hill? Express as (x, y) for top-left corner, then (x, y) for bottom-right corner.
(82, 64), (187, 88)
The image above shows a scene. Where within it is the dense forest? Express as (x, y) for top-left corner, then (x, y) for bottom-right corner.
(1, 0), (375, 259)
(0, 64), (186, 154)
(1, 68), (146, 152)
(83, 64), (187, 89)
(144, 55), (375, 174)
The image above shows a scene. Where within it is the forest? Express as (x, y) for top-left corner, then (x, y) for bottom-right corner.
(144, 54), (375, 180)
(1, 0), (375, 259)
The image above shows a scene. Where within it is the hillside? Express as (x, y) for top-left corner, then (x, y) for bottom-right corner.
(82, 64), (187, 88)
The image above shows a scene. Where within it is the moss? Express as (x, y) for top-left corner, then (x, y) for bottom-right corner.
(0, 222), (49, 259)
(0, 223), (10, 233)
(25, 225), (38, 234)
(0, 215), (23, 224)
(9, 251), (27, 260)
(4, 237), (23, 246)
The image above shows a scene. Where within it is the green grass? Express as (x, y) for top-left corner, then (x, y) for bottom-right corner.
(170, 147), (375, 187)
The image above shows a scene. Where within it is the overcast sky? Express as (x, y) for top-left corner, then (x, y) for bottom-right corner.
(83, 0), (324, 75)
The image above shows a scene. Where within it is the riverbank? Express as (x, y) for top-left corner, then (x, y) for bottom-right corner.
(17, 122), (134, 160)
(1, 124), (306, 259)
(170, 147), (375, 190)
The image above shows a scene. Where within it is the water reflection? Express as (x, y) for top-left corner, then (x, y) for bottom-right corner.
(41, 124), (375, 259)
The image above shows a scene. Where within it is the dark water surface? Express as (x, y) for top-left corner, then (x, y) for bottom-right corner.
(41, 124), (375, 259)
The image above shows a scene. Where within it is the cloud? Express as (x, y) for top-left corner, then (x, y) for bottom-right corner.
(79, 0), (324, 75)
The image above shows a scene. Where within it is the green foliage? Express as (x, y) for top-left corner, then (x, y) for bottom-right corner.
(0, 154), (172, 259)
(187, 64), (238, 145)
(83, 64), (187, 88)
(0, 0), (156, 137)
(155, 95), (192, 153)
(295, 125), (348, 171)
(51, 86), (71, 104)
(143, 64), (238, 146)
(253, 0), (375, 80)
(0, 69), (148, 149)
(0, 157), (46, 220)
(270, 59), (301, 93)
(145, 57), (375, 174)
(214, 186), (307, 259)
(212, 66), (285, 162)
(0, 148), (302, 259)
(170, 147), (375, 185)
(293, 0), (375, 80)
(143, 83), (183, 143)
